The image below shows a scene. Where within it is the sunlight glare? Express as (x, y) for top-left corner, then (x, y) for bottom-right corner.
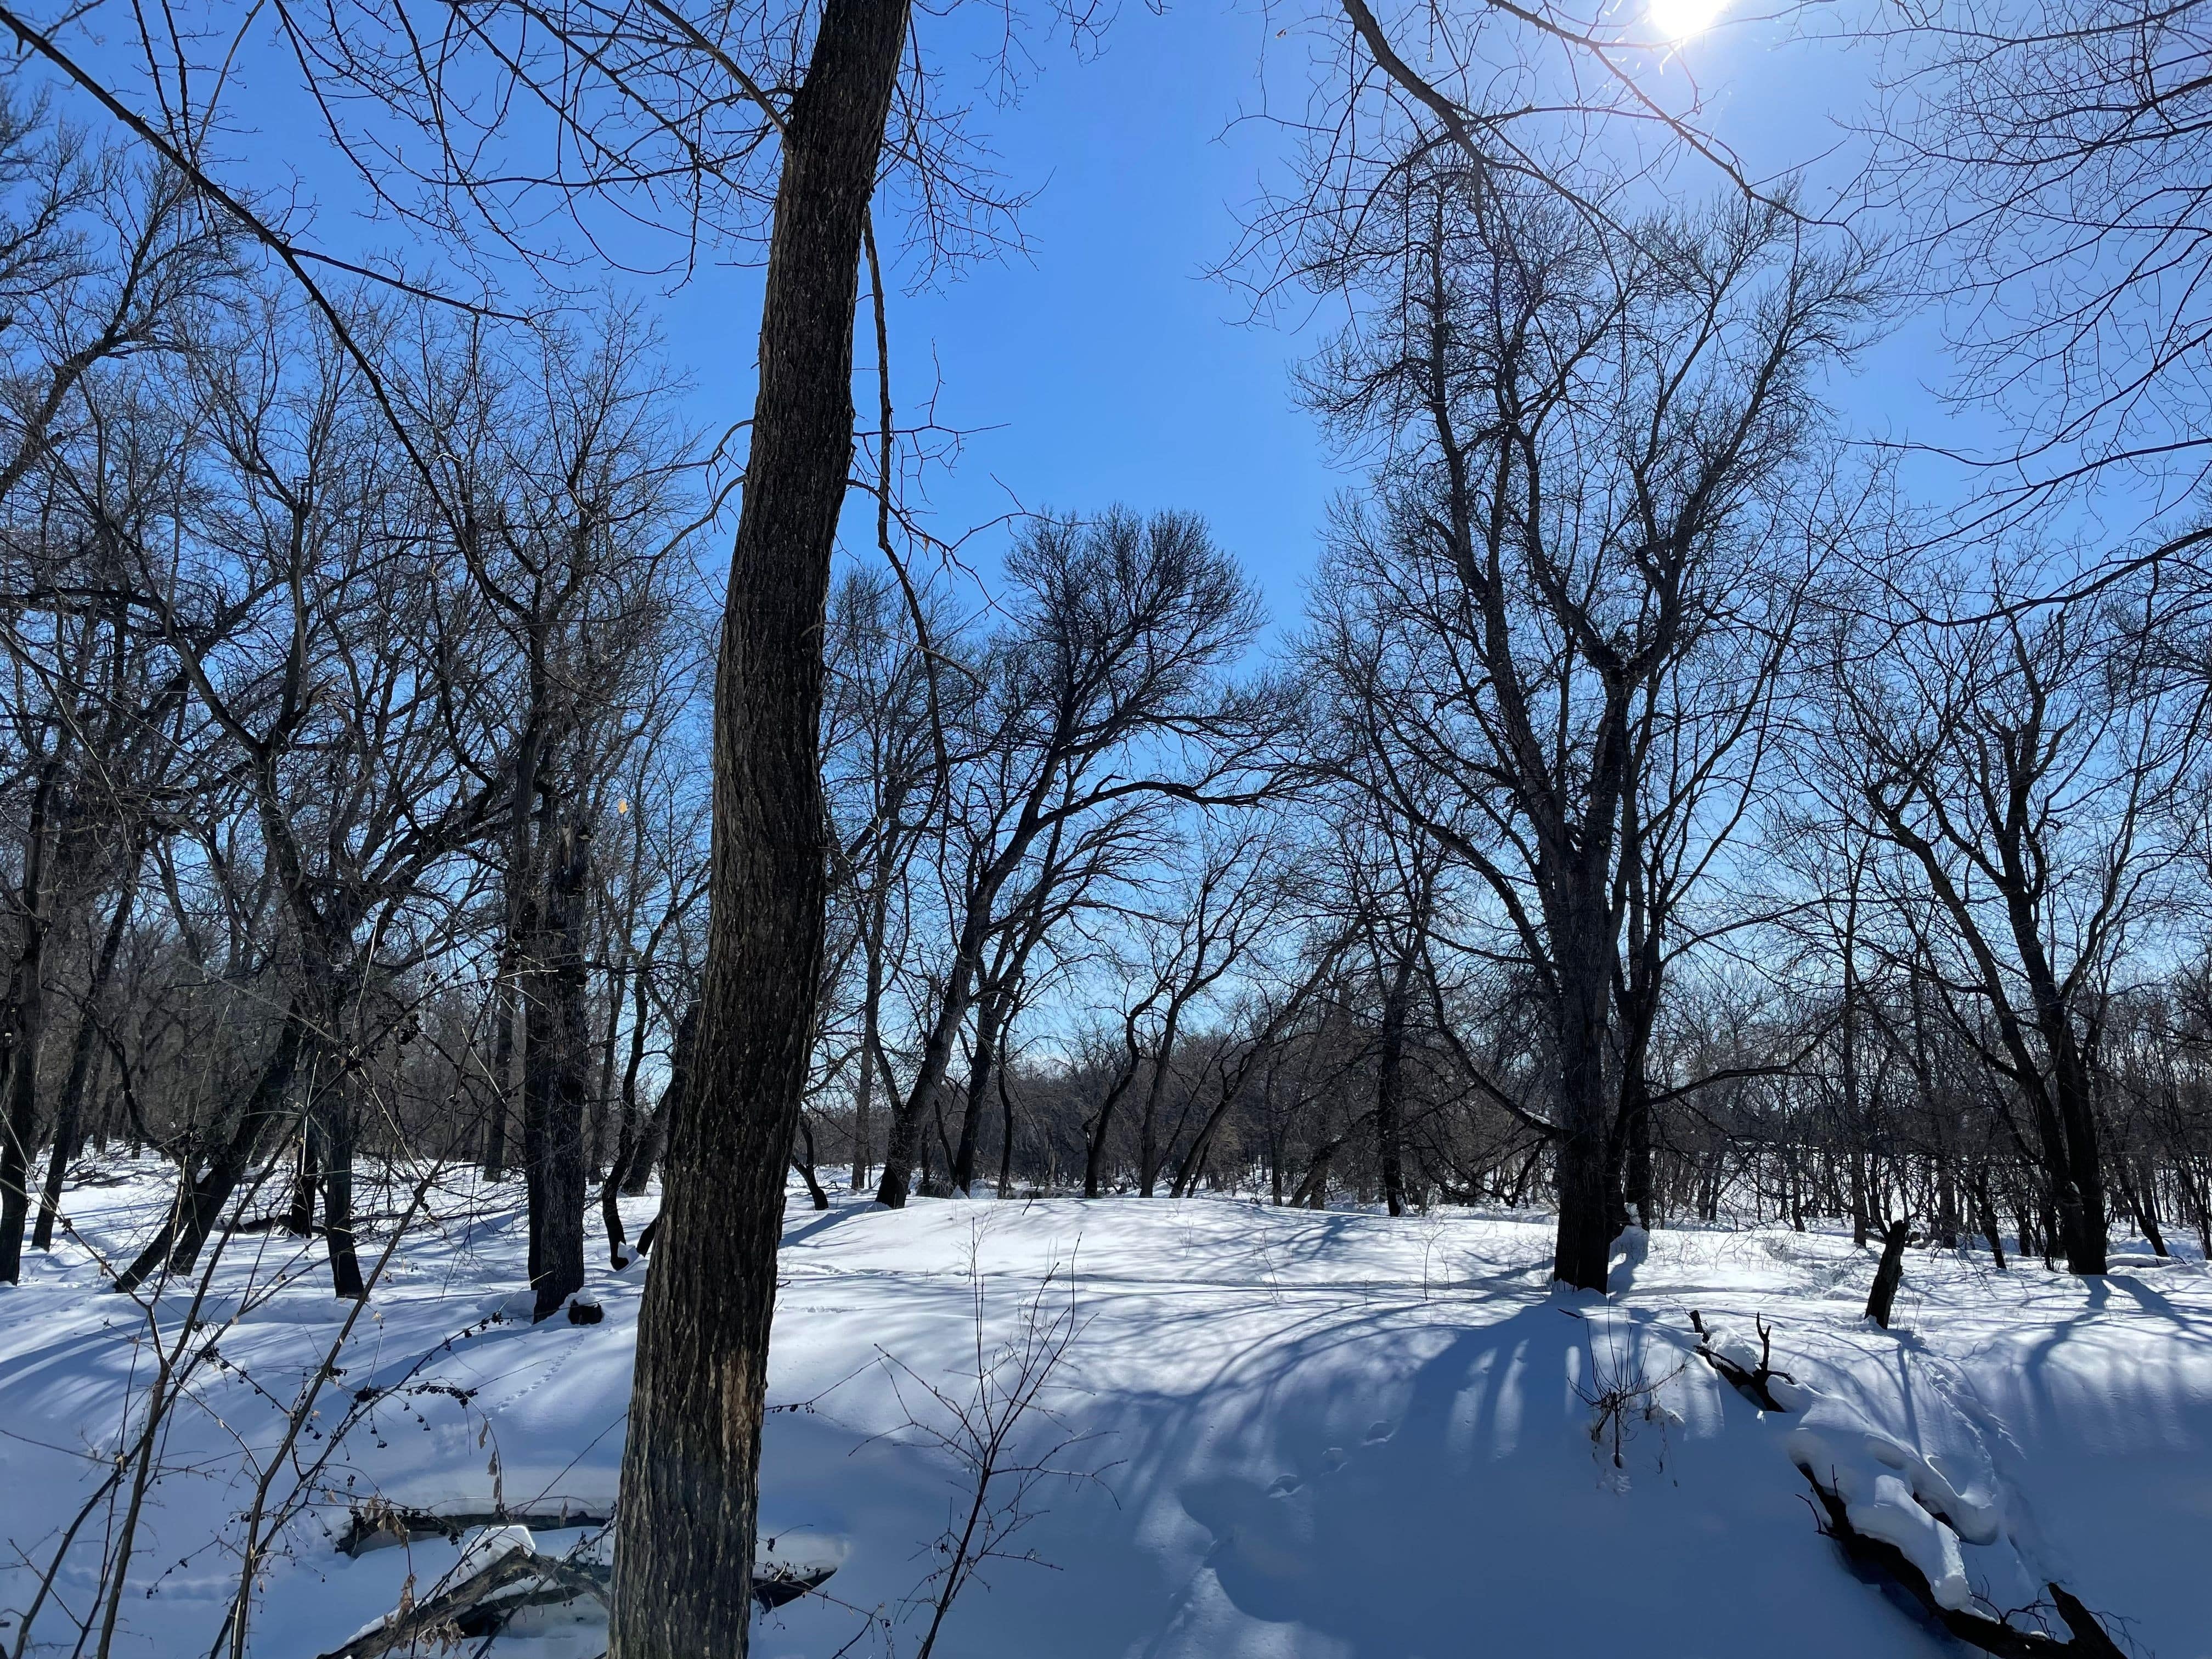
(1647, 0), (1726, 39)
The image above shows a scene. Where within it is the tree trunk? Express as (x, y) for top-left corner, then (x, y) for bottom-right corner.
(792, 1113), (831, 1210)
(1972, 1167), (2007, 1271)
(524, 822), (593, 1322)
(622, 1003), (697, 1199)
(0, 764), (61, 1283)
(995, 1056), (1017, 1199)
(610, 0), (911, 1644)
(1374, 955), (1412, 1218)
(483, 964), (519, 1181)
(287, 1115), (320, 1237)
(951, 989), (1005, 1197)
(1136, 992), (1192, 1201)
(876, 960), (979, 1206)
(1551, 951), (1616, 1292)
(850, 955), (879, 1193)
(1865, 1218), (1911, 1328)
(320, 1081), (365, 1299)
(113, 1008), (308, 1293)
(32, 873), (136, 1250)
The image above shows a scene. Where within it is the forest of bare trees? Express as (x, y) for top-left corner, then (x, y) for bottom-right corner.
(13, 101), (2212, 1314)
(8, 0), (2212, 1652)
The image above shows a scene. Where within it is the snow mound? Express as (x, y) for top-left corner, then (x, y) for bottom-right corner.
(1848, 1471), (1971, 1609)
(1784, 1416), (2001, 1546)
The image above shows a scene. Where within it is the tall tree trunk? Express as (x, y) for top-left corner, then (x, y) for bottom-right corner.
(876, 951), (981, 1206)
(623, 1003), (698, 1198)
(1972, 1167), (2007, 1271)
(287, 1116), (320, 1237)
(0, 763), (62, 1282)
(319, 1075), (364, 1299)
(33, 872), (136, 1250)
(601, 964), (658, 1262)
(483, 961), (519, 1181)
(1137, 1012), (1186, 1200)
(951, 988), (1006, 1197)
(850, 978), (878, 1193)
(996, 1058), (1017, 1198)
(1551, 924), (1617, 1292)
(592, 941), (630, 1181)
(1374, 952), (1413, 1217)
(610, 0), (911, 1644)
(2050, 1051), (2109, 1274)
(524, 821), (593, 1322)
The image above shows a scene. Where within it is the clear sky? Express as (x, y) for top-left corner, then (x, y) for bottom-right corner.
(51, 0), (2001, 620)
(633, 0), (1970, 624)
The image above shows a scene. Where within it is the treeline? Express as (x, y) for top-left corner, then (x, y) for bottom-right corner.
(4, 91), (2211, 1313)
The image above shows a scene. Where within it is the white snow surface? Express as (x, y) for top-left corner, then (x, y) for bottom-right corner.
(4, 1160), (2210, 1658)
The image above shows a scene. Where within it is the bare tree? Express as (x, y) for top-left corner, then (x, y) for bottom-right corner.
(871, 507), (1269, 1209)
(1301, 159), (1874, 1288)
(1816, 575), (2203, 1274)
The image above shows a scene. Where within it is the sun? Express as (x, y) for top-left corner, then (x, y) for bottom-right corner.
(1647, 0), (1726, 39)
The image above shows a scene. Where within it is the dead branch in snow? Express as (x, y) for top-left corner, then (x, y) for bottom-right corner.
(1798, 1469), (2128, 1658)
(313, 1531), (832, 1658)
(311, 1545), (578, 1659)
(1689, 1310), (1798, 1413)
(334, 1502), (617, 1559)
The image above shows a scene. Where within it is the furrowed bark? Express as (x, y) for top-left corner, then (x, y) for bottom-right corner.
(609, 0), (911, 1646)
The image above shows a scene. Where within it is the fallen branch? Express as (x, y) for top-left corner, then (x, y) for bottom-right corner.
(314, 1547), (550, 1659)
(335, 1501), (614, 1558)
(319, 1522), (834, 1657)
(1689, 1311), (1796, 1413)
(1798, 1468), (2126, 1658)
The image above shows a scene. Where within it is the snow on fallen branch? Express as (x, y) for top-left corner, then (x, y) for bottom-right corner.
(315, 1518), (837, 1658)
(1796, 1470), (2126, 1658)
(1690, 1313), (2132, 1658)
(334, 1500), (614, 1558)
(314, 1528), (586, 1659)
(1688, 1309), (1798, 1413)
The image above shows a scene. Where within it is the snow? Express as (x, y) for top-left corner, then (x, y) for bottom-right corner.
(5, 1161), (2211, 1658)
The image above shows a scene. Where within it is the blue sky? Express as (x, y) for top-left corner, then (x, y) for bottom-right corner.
(634, 1), (1968, 623)
(53, 0), (1998, 620)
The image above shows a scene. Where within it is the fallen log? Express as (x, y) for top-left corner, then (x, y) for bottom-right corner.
(319, 1519), (836, 1657)
(1798, 1466), (2126, 1658)
(1689, 1310), (1797, 1413)
(315, 1547), (550, 1659)
(335, 1501), (614, 1558)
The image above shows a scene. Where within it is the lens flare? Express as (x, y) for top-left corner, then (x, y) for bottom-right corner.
(1648, 0), (1726, 38)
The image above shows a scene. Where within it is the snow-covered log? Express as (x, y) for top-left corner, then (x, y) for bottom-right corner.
(1797, 1469), (2125, 1658)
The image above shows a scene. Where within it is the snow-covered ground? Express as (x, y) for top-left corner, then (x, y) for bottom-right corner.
(4, 1160), (2209, 1658)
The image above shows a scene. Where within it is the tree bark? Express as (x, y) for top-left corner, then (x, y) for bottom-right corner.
(609, 0), (911, 1646)
(319, 1076), (365, 1299)
(0, 761), (63, 1282)
(483, 962), (519, 1181)
(32, 872), (136, 1251)
(1865, 1218), (1911, 1328)
(524, 821), (593, 1322)
(288, 1116), (320, 1237)
(951, 986), (1007, 1197)
(850, 950), (879, 1193)
(1551, 937), (1618, 1292)
(1373, 944), (1416, 1218)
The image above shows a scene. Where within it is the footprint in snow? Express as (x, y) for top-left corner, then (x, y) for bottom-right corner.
(1363, 1420), (1393, 1443)
(1267, 1474), (1302, 1495)
(1321, 1448), (1348, 1472)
